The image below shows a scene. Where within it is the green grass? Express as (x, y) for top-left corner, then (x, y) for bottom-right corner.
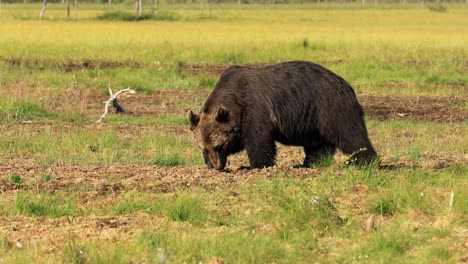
(0, 98), (55, 121)
(0, 165), (466, 262)
(0, 192), (80, 218)
(9, 173), (23, 184)
(0, 127), (203, 165)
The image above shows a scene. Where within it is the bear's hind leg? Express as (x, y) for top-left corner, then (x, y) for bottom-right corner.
(303, 142), (336, 168)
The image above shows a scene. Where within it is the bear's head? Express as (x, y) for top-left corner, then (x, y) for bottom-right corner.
(188, 106), (240, 170)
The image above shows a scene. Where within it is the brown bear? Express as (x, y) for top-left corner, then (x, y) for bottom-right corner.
(188, 61), (378, 170)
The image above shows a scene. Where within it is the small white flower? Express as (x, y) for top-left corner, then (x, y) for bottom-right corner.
(312, 196), (320, 205)
(15, 241), (23, 249)
(157, 248), (167, 264)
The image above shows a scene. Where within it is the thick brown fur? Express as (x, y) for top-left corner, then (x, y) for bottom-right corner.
(189, 61), (378, 170)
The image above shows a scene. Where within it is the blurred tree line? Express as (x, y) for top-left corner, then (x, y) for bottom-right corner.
(2, 0), (466, 3)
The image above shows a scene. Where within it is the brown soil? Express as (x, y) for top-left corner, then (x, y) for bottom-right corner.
(360, 94), (466, 122)
(0, 150), (465, 195)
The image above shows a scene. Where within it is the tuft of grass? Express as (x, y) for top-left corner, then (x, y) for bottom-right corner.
(153, 153), (185, 167)
(62, 239), (87, 264)
(315, 152), (335, 168)
(113, 192), (156, 215)
(240, 177), (343, 233)
(0, 99), (54, 121)
(370, 197), (397, 216)
(10, 192), (80, 218)
(42, 174), (53, 182)
(347, 226), (412, 262)
(166, 194), (206, 223)
(369, 229), (411, 259)
(9, 173), (23, 184)
(426, 246), (451, 262)
(113, 192), (207, 225)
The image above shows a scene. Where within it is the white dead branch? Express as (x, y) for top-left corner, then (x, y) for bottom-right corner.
(96, 85), (135, 123)
(448, 192), (455, 212)
(396, 113), (410, 117)
(366, 215), (375, 233)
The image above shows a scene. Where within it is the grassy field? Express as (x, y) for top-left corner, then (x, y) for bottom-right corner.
(0, 3), (467, 263)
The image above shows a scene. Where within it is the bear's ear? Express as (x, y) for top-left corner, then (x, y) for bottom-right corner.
(188, 110), (200, 130)
(215, 106), (229, 123)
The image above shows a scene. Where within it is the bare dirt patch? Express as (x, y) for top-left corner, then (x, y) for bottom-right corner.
(0, 213), (164, 256)
(360, 94), (466, 122)
(0, 149), (465, 195)
(0, 157), (318, 194)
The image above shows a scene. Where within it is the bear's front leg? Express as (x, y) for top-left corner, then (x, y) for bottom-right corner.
(245, 138), (277, 169)
(203, 149), (214, 169)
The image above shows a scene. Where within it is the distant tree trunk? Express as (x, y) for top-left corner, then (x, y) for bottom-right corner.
(200, 0), (204, 15)
(209, 0), (212, 17)
(135, 0), (142, 15)
(420, 0), (425, 7)
(39, 0), (47, 19)
(374, 0), (377, 5)
(362, 0), (365, 5)
(238, 0), (240, 5)
(74, 0), (78, 19)
(108, 0), (111, 4)
(153, 0), (158, 15)
(66, 0), (70, 19)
